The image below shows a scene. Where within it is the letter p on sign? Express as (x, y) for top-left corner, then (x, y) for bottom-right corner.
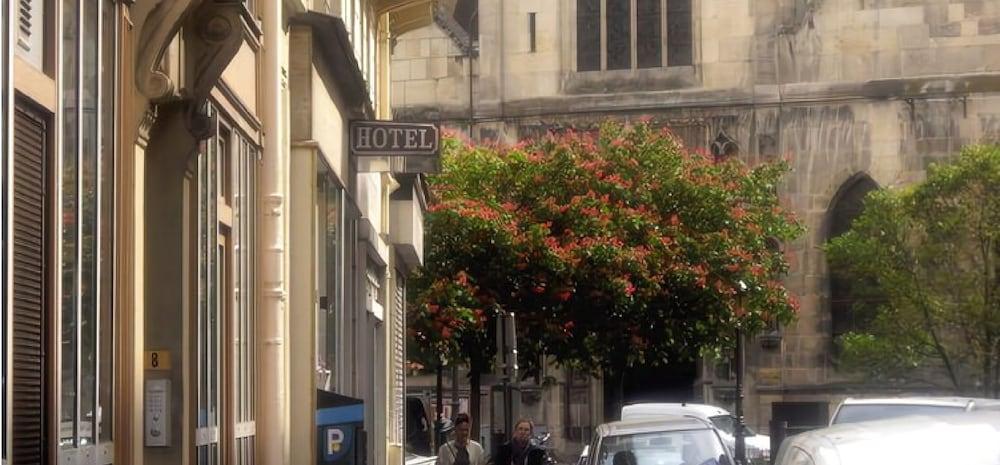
(327, 428), (345, 454)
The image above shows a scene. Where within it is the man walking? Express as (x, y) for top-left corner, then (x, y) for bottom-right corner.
(438, 413), (488, 465)
(493, 419), (547, 465)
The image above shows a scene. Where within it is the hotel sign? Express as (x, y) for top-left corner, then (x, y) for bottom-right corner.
(350, 121), (440, 157)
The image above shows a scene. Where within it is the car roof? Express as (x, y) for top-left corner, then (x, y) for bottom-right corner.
(839, 396), (1000, 408)
(596, 416), (713, 437)
(780, 411), (1000, 465)
(620, 403), (729, 419)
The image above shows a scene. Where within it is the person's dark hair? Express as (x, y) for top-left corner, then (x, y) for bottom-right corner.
(454, 413), (471, 426)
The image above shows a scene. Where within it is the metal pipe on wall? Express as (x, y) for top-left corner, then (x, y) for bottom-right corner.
(258, 0), (287, 463)
(2, 0), (11, 458)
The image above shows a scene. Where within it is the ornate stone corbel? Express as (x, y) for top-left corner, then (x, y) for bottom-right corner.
(134, 0), (247, 141)
(181, 1), (245, 139)
(134, 0), (203, 100)
(182, 2), (246, 106)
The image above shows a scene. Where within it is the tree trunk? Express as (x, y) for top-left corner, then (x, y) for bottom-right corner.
(985, 337), (995, 397)
(436, 363), (445, 450)
(995, 342), (1000, 398)
(609, 370), (625, 421)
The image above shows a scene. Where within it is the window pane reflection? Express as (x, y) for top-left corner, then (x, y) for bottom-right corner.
(79, 0), (99, 446)
(606, 0), (631, 70)
(316, 166), (342, 391)
(60, 0), (80, 448)
(576, 0), (601, 71)
(60, 0), (116, 450)
(667, 0), (692, 66)
(98, 0), (116, 441)
(636, 0), (661, 68)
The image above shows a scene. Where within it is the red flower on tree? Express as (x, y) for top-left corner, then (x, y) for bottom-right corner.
(409, 121), (804, 380)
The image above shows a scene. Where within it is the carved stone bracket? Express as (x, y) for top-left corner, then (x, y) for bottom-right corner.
(134, 0), (202, 100)
(181, 1), (246, 139)
(134, 0), (249, 141)
(182, 2), (247, 106)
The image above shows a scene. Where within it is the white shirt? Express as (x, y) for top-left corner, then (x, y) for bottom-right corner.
(437, 440), (488, 465)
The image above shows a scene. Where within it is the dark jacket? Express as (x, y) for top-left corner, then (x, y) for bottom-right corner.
(493, 441), (546, 465)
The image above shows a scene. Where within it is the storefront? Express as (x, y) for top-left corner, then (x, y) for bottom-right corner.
(5, 1), (119, 463)
(287, 10), (433, 465)
(138, 71), (261, 465)
(4, 1), (431, 464)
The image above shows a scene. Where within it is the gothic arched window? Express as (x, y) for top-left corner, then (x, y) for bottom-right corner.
(827, 175), (880, 338)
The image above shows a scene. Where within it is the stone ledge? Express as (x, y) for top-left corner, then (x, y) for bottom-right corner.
(393, 72), (1000, 122)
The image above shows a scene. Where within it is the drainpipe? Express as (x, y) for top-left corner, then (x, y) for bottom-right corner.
(259, 0), (287, 463)
(2, 1), (10, 460)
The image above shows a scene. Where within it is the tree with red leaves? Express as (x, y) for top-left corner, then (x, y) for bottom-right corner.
(408, 122), (803, 432)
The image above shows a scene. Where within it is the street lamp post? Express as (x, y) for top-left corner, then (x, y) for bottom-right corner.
(734, 281), (748, 465)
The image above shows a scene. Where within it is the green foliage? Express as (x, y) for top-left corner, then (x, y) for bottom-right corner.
(826, 145), (1000, 395)
(409, 123), (804, 377)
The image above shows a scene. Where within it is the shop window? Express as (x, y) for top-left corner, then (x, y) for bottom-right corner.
(232, 135), (259, 463)
(576, 0), (692, 71)
(59, 0), (117, 460)
(194, 109), (258, 465)
(316, 165), (344, 392)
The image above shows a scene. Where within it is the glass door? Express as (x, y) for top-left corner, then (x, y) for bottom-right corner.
(194, 109), (257, 465)
(195, 113), (221, 465)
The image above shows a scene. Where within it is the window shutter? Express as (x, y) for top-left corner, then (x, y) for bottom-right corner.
(16, 0), (32, 47)
(16, 0), (44, 69)
(391, 274), (406, 444)
(11, 102), (49, 464)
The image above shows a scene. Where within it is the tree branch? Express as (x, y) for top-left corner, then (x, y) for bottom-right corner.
(905, 254), (963, 392)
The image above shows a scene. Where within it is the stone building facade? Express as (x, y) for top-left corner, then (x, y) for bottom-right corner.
(392, 0), (1000, 451)
(3, 1), (432, 464)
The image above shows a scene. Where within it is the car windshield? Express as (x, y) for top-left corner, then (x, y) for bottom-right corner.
(708, 416), (735, 436)
(707, 415), (756, 437)
(832, 404), (965, 424)
(597, 429), (728, 465)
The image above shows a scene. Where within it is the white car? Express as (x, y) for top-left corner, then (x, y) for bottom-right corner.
(620, 403), (771, 462)
(590, 416), (734, 465)
(774, 411), (1000, 465)
(829, 396), (1000, 425)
